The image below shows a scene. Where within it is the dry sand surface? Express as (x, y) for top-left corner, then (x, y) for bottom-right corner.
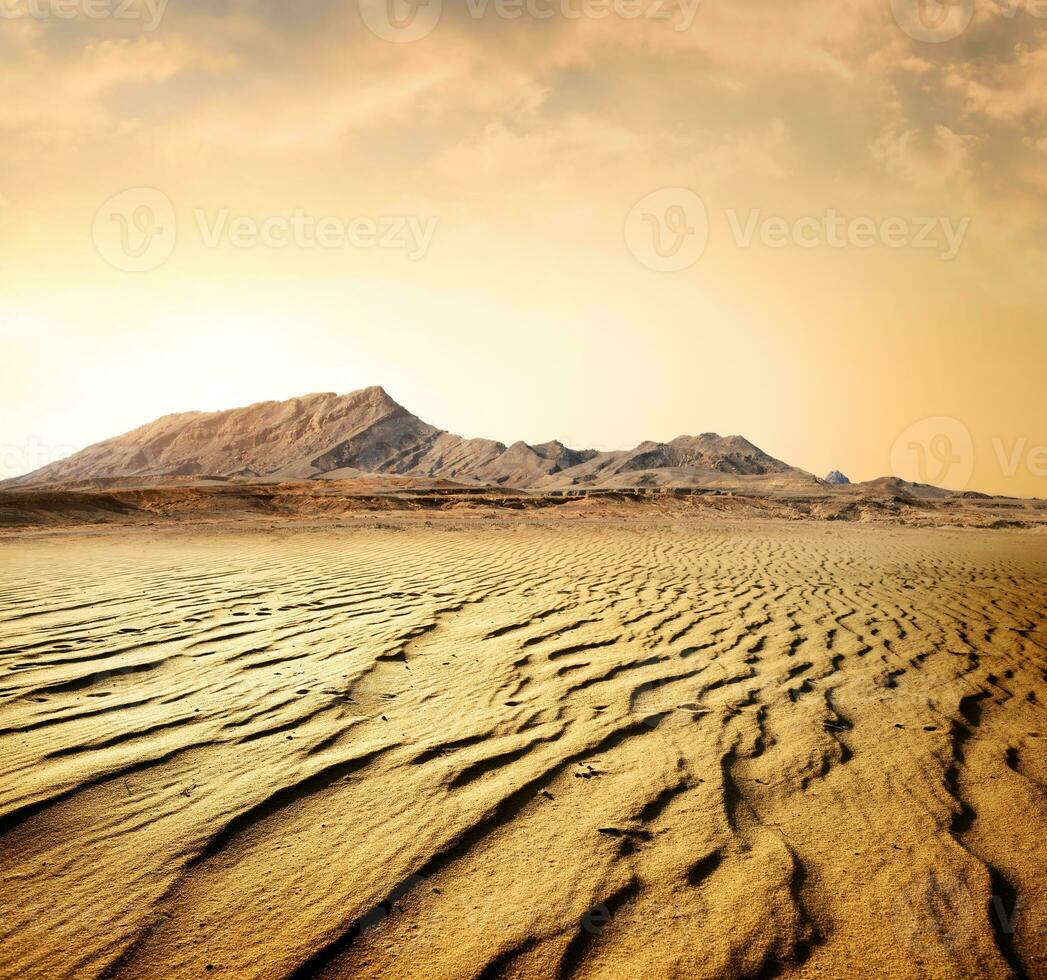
(1, 522), (1045, 979)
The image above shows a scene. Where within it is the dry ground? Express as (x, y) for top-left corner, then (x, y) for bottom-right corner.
(0, 522), (1045, 979)
(2, 479), (1046, 531)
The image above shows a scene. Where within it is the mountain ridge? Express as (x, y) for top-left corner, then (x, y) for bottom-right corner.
(9, 386), (820, 491)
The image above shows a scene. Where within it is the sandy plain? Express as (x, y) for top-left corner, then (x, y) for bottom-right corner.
(1, 520), (1045, 980)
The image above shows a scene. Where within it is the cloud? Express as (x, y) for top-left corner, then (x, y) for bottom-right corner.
(870, 123), (977, 191)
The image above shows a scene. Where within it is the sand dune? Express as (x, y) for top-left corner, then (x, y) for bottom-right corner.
(1, 522), (1044, 979)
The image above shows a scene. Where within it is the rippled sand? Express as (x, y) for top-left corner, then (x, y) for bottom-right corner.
(1, 523), (1045, 979)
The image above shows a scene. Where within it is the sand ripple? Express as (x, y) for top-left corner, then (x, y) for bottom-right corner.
(0, 524), (1045, 979)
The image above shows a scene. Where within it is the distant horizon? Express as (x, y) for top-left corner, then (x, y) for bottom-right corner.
(0, 381), (875, 484)
(7, 381), (1045, 500)
(3, 0), (1045, 497)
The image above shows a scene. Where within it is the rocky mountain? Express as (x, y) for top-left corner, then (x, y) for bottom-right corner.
(825, 470), (851, 485)
(10, 386), (818, 491)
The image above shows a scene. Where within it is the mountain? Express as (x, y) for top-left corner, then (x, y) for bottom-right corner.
(849, 476), (954, 500)
(825, 470), (851, 485)
(9, 386), (818, 491)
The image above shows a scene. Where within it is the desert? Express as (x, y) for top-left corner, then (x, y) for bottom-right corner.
(6, 2), (1047, 974)
(2, 389), (1046, 980)
(1, 505), (1046, 980)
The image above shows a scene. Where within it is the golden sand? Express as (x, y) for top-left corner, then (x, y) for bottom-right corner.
(1, 522), (1044, 979)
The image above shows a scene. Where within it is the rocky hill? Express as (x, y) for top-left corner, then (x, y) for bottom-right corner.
(9, 386), (818, 491)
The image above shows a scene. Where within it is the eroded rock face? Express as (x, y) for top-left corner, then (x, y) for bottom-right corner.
(10, 386), (818, 491)
(825, 470), (851, 485)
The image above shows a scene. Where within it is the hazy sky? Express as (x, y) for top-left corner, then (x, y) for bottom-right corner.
(2, 0), (1045, 494)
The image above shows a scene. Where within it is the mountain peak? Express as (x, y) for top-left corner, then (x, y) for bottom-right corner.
(9, 388), (813, 491)
(343, 384), (401, 408)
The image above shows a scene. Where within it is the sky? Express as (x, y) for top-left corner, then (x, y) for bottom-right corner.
(1, 0), (1045, 495)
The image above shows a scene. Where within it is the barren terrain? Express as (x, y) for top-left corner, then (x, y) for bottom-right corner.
(2, 478), (1045, 532)
(1, 522), (1045, 979)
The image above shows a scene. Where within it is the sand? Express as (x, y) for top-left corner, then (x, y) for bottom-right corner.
(1, 521), (1045, 979)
